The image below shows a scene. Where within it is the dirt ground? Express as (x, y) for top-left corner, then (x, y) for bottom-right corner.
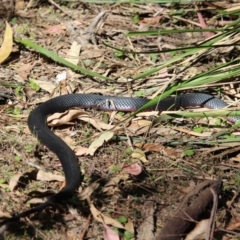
(1, 1), (240, 240)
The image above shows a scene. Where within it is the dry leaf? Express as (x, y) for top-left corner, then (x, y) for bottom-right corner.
(79, 116), (115, 131)
(17, 63), (34, 80)
(5, 126), (22, 133)
(0, 22), (13, 64)
(48, 109), (115, 131)
(36, 170), (64, 182)
(0, 211), (12, 219)
(185, 219), (209, 240)
(122, 163), (142, 176)
(126, 119), (152, 135)
(75, 146), (89, 156)
(137, 201), (156, 240)
(134, 143), (180, 159)
(227, 219), (240, 230)
(85, 88), (112, 94)
(139, 16), (162, 25)
(27, 198), (45, 205)
(33, 79), (56, 93)
(172, 126), (212, 137)
(136, 143), (164, 152)
(62, 135), (75, 146)
(48, 110), (87, 126)
(0, 184), (9, 189)
(88, 199), (134, 234)
(15, 0), (25, 10)
(80, 48), (104, 60)
(45, 24), (66, 35)
(102, 174), (128, 194)
(87, 131), (114, 156)
(9, 173), (22, 191)
(65, 41), (81, 65)
(79, 182), (100, 200)
(131, 149), (148, 163)
(29, 96), (51, 105)
(9, 170), (64, 192)
(104, 224), (120, 240)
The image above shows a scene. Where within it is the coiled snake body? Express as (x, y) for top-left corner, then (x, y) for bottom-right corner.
(1, 93), (238, 224)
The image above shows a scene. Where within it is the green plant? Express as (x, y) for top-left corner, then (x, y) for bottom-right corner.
(114, 50), (124, 58)
(184, 148), (195, 156)
(6, 107), (21, 115)
(133, 14), (139, 24)
(0, 179), (5, 184)
(15, 86), (23, 98)
(193, 126), (203, 133)
(29, 79), (41, 92)
(118, 216), (127, 224)
(14, 156), (21, 161)
(109, 165), (121, 173)
(25, 144), (34, 153)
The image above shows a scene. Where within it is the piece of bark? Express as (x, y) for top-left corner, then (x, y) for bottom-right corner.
(155, 178), (222, 240)
(137, 201), (156, 240)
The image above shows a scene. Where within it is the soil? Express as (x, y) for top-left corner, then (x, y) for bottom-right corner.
(1, 1), (240, 240)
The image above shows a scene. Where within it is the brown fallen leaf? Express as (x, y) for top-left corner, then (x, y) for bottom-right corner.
(122, 163), (142, 176)
(17, 63), (34, 80)
(185, 219), (210, 240)
(126, 119), (152, 136)
(87, 198), (134, 234)
(102, 174), (128, 195)
(5, 125), (23, 133)
(132, 149), (148, 163)
(60, 181), (66, 190)
(78, 116), (115, 131)
(27, 198), (46, 205)
(47, 109), (85, 126)
(75, 146), (89, 156)
(33, 79), (56, 93)
(62, 135), (75, 146)
(172, 126), (212, 137)
(36, 170), (64, 182)
(9, 170), (65, 192)
(134, 143), (180, 159)
(0, 22), (13, 64)
(80, 48), (105, 60)
(137, 201), (156, 240)
(87, 131), (114, 156)
(0, 184), (9, 189)
(48, 109), (114, 131)
(15, 0), (25, 10)
(9, 173), (22, 191)
(138, 143), (166, 152)
(44, 24), (66, 35)
(84, 88), (112, 94)
(79, 182), (99, 200)
(139, 16), (162, 25)
(0, 211), (12, 219)
(226, 220), (240, 230)
(25, 189), (57, 204)
(65, 41), (81, 65)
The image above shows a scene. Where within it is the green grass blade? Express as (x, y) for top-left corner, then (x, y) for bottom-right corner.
(15, 38), (112, 81)
(163, 110), (240, 119)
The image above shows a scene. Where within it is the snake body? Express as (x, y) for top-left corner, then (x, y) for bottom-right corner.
(1, 93), (238, 224)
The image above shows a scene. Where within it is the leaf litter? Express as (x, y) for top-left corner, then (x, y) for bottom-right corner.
(1, 1), (240, 240)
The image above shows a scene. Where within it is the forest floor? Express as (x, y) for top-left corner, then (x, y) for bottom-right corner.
(1, 1), (240, 240)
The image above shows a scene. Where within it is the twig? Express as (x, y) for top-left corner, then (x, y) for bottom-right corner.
(48, 0), (74, 19)
(79, 215), (92, 240)
(206, 188), (218, 240)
